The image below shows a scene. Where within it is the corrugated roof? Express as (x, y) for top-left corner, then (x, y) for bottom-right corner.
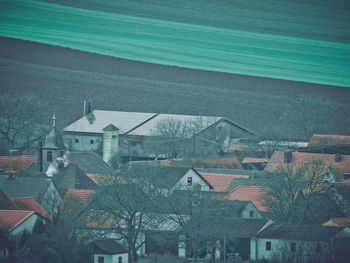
(67, 152), (114, 175)
(12, 197), (51, 220)
(64, 110), (156, 134)
(200, 173), (249, 192)
(225, 186), (269, 212)
(0, 178), (52, 203)
(91, 239), (128, 254)
(310, 134), (350, 146)
(127, 114), (221, 137)
(0, 210), (34, 232)
(0, 155), (37, 173)
(257, 223), (344, 241)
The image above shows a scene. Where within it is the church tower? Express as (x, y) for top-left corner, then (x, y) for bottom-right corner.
(40, 112), (66, 173)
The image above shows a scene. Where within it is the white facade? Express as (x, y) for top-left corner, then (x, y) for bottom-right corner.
(10, 213), (39, 238)
(93, 253), (128, 263)
(174, 169), (211, 191)
(251, 238), (330, 262)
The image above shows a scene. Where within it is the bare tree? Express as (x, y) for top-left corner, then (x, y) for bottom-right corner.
(150, 117), (220, 158)
(264, 160), (329, 224)
(0, 94), (48, 154)
(283, 95), (337, 141)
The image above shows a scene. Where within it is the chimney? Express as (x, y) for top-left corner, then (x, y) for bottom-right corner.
(84, 100), (92, 116)
(283, 151), (292, 163)
(335, 154), (341, 163)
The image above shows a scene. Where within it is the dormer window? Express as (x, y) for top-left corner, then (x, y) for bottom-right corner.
(47, 151), (52, 162)
(187, 177), (192, 186)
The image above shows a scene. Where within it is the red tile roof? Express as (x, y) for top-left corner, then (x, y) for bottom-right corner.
(200, 173), (249, 192)
(225, 186), (269, 212)
(161, 156), (243, 169)
(12, 197), (51, 221)
(0, 156), (37, 173)
(310, 134), (350, 146)
(87, 174), (115, 186)
(267, 151), (350, 182)
(60, 189), (95, 219)
(242, 158), (267, 164)
(0, 210), (34, 232)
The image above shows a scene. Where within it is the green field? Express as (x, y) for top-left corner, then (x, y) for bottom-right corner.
(0, 0), (349, 87)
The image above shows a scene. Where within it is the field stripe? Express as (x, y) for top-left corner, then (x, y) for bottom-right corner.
(0, 0), (349, 87)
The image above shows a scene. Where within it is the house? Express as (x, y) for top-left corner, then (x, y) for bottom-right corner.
(11, 197), (51, 221)
(0, 155), (37, 177)
(323, 217), (350, 228)
(122, 163), (213, 194)
(0, 189), (18, 210)
(199, 172), (249, 193)
(0, 178), (62, 218)
(267, 151), (350, 183)
(251, 223), (350, 263)
(225, 186), (269, 212)
(298, 134), (350, 155)
(63, 102), (254, 163)
(91, 239), (128, 263)
(0, 210), (39, 240)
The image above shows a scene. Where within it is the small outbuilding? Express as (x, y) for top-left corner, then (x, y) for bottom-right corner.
(91, 239), (129, 263)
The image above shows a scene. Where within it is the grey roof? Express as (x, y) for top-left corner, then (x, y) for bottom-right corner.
(67, 152), (114, 175)
(64, 110), (156, 134)
(91, 239), (128, 255)
(0, 178), (52, 203)
(127, 114), (222, 137)
(43, 128), (65, 149)
(103, 124), (119, 131)
(196, 168), (270, 178)
(256, 223), (344, 241)
(227, 219), (268, 237)
(122, 163), (203, 188)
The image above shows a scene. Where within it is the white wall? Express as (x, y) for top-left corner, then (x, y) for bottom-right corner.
(10, 214), (39, 238)
(174, 169), (210, 191)
(64, 134), (102, 152)
(94, 253), (128, 263)
(253, 238), (329, 262)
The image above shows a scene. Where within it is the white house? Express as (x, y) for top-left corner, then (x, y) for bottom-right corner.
(251, 223), (350, 263)
(91, 239), (129, 263)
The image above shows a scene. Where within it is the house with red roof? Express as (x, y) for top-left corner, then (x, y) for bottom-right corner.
(225, 186), (269, 212)
(298, 134), (350, 155)
(12, 197), (51, 221)
(0, 155), (37, 176)
(200, 172), (249, 192)
(267, 151), (350, 183)
(0, 210), (39, 239)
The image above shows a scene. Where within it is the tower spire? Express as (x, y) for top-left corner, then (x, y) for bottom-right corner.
(52, 110), (56, 128)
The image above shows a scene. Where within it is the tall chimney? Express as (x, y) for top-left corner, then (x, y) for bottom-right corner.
(84, 100), (92, 116)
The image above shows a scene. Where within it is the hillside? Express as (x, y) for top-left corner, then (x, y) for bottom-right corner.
(1, 37), (350, 139)
(1, 0), (349, 86)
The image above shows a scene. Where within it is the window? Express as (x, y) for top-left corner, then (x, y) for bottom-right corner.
(249, 210), (254, 217)
(75, 138), (79, 143)
(291, 242), (296, 252)
(98, 256), (104, 263)
(187, 177), (192, 186)
(118, 256), (122, 263)
(90, 139), (94, 144)
(266, 241), (271, 251)
(59, 151), (64, 157)
(344, 173), (350, 180)
(47, 151), (52, 162)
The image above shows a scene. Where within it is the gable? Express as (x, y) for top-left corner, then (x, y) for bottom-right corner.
(174, 169), (211, 191)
